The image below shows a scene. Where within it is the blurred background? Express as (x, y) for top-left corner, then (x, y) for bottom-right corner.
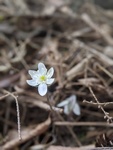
(0, 0), (113, 149)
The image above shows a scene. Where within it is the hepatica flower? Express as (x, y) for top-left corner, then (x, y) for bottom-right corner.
(27, 62), (54, 96)
(57, 95), (80, 115)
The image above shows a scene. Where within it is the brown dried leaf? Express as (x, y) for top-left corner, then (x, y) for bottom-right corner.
(2, 117), (51, 150)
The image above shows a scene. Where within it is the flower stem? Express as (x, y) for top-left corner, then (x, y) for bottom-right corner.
(46, 92), (54, 113)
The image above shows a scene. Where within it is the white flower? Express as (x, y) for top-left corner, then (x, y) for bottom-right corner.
(57, 95), (80, 115)
(27, 62), (55, 96)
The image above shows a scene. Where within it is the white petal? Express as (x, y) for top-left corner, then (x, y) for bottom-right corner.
(57, 99), (69, 107)
(28, 70), (40, 79)
(47, 67), (54, 78)
(68, 95), (76, 103)
(64, 105), (70, 115)
(38, 83), (47, 96)
(26, 80), (37, 87)
(73, 103), (80, 115)
(38, 63), (47, 75)
(71, 95), (77, 101)
(28, 70), (37, 76)
(69, 100), (75, 110)
(46, 78), (54, 85)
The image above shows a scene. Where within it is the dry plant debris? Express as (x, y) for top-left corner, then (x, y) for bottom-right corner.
(47, 145), (95, 150)
(0, 0), (113, 149)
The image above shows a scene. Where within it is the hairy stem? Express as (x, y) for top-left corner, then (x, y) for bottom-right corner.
(15, 96), (21, 140)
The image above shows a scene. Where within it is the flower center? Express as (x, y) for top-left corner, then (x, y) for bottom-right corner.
(40, 75), (46, 82)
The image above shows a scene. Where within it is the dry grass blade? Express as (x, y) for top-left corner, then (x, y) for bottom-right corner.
(81, 13), (113, 46)
(66, 56), (92, 81)
(54, 121), (113, 127)
(47, 145), (95, 150)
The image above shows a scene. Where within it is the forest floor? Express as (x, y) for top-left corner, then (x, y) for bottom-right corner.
(0, 0), (113, 149)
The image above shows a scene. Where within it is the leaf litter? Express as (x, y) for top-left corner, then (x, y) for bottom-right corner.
(0, 0), (113, 149)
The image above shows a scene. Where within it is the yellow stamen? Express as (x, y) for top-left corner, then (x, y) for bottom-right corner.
(40, 75), (46, 82)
